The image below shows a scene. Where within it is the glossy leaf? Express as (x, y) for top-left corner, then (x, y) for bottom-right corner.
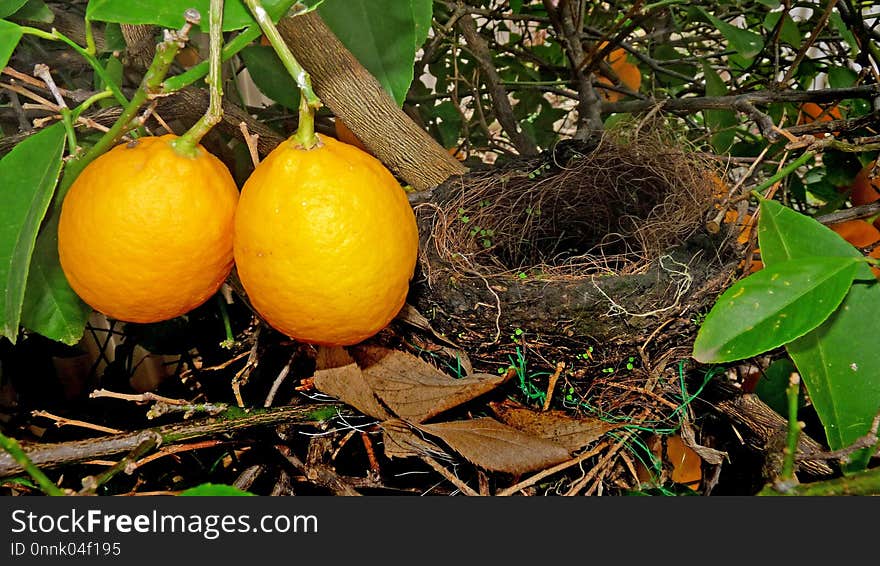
(179, 483), (255, 496)
(20, 210), (91, 345)
(692, 256), (860, 363)
(239, 45), (300, 110)
(0, 18), (22, 69)
(8, 0), (52, 22)
(0, 0), (27, 18)
(758, 199), (880, 470)
(702, 62), (737, 154)
(0, 123), (66, 344)
(318, 0), (432, 106)
(86, 0), (302, 32)
(700, 9), (764, 59)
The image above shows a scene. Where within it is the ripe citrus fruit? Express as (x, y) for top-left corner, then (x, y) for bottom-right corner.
(798, 102), (841, 136)
(58, 134), (240, 323)
(233, 134), (419, 346)
(849, 161), (880, 207)
(595, 46), (641, 103)
(333, 118), (371, 154)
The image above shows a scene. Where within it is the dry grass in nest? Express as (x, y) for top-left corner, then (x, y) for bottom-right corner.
(419, 127), (722, 282)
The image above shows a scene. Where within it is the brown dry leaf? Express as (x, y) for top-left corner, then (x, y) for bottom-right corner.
(351, 346), (510, 423)
(636, 433), (703, 491)
(314, 345), (356, 370)
(312, 362), (392, 421)
(380, 419), (447, 460)
(417, 417), (571, 475)
(490, 400), (622, 452)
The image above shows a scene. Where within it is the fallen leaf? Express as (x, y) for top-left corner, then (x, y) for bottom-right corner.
(636, 434), (703, 491)
(380, 419), (447, 460)
(312, 363), (391, 421)
(417, 417), (571, 475)
(314, 345), (355, 370)
(490, 400), (622, 452)
(352, 346), (510, 423)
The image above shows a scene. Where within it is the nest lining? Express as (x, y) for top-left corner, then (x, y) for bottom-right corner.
(420, 129), (723, 283)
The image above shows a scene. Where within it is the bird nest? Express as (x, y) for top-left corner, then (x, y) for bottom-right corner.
(419, 127), (721, 282)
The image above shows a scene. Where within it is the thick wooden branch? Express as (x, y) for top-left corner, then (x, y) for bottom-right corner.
(0, 404), (344, 478)
(276, 11), (467, 191)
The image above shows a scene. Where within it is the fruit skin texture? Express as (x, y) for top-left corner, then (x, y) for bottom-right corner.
(58, 134), (240, 323)
(234, 133), (419, 346)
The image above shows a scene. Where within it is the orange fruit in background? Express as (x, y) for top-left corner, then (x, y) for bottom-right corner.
(829, 219), (880, 248)
(334, 118), (371, 154)
(595, 46), (641, 102)
(798, 102), (842, 136)
(849, 161), (880, 207)
(233, 134), (419, 346)
(58, 135), (240, 323)
(798, 102), (842, 124)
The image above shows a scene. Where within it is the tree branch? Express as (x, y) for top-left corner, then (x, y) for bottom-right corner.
(457, 12), (539, 156)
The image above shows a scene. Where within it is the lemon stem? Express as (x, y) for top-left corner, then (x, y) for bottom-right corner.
(173, 0), (225, 158)
(57, 12), (198, 200)
(243, 0), (322, 148)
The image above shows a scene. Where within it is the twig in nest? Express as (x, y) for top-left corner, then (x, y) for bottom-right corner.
(233, 326), (261, 407)
(275, 444), (361, 496)
(78, 432), (161, 495)
(31, 410), (123, 435)
(89, 388), (189, 406)
(264, 354), (295, 408)
(565, 430), (636, 496)
(498, 442), (607, 496)
(542, 361), (566, 411)
(420, 454), (480, 496)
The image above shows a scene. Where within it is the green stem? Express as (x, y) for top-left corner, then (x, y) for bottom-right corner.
(84, 17), (97, 55)
(21, 26), (128, 105)
(173, 0), (225, 157)
(0, 431), (66, 496)
(780, 374), (801, 483)
(753, 150), (816, 197)
(71, 88), (115, 120)
(242, 0), (321, 148)
(163, 24), (263, 92)
(53, 16), (196, 207)
(217, 294), (235, 348)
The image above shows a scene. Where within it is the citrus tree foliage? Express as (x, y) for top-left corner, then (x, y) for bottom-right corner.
(1, 0), (879, 473)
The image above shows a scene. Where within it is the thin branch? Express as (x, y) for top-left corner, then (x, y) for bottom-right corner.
(457, 12), (539, 155)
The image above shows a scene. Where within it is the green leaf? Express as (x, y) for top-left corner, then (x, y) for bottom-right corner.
(829, 12), (857, 57)
(86, 0), (299, 32)
(20, 208), (92, 345)
(699, 9), (764, 60)
(318, 0), (432, 106)
(758, 199), (880, 470)
(0, 123), (66, 344)
(827, 66), (858, 89)
(702, 62), (737, 153)
(763, 12), (801, 47)
(239, 44), (300, 110)
(692, 256), (860, 363)
(8, 0), (52, 22)
(0, 0), (27, 18)
(179, 483), (255, 496)
(754, 358), (804, 417)
(0, 18), (23, 69)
